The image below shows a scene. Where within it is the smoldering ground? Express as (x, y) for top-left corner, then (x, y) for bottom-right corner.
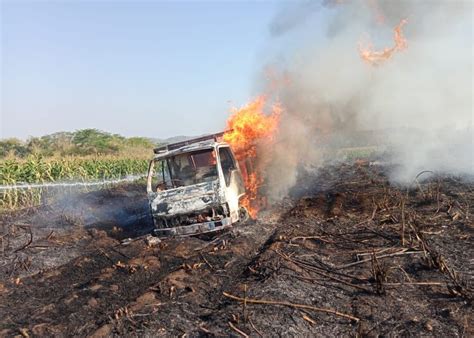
(2, 162), (473, 337)
(1, 181), (153, 240)
(259, 0), (473, 201)
(54, 184), (151, 232)
(0, 181), (151, 281)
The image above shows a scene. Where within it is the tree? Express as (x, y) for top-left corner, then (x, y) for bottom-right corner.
(0, 138), (28, 158)
(71, 129), (122, 155)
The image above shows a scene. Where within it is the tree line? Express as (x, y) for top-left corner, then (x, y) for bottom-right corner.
(0, 129), (157, 159)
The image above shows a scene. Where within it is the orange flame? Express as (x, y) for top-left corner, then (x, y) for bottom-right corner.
(359, 19), (408, 66)
(224, 97), (280, 217)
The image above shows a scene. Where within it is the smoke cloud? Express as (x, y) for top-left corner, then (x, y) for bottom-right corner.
(261, 0), (473, 200)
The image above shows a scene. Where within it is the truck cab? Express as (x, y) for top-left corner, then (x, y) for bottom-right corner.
(146, 133), (247, 236)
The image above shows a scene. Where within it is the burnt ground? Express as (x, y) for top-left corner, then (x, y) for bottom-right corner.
(0, 162), (473, 337)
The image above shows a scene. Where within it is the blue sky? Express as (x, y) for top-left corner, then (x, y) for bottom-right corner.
(1, 1), (283, 139)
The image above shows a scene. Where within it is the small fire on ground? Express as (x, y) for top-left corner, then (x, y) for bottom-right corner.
(224, 97), (280, 217)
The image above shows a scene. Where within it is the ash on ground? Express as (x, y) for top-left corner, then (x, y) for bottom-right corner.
(0, 162), (472, 337)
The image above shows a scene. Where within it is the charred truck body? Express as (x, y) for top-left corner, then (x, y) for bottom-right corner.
(146, 132), (248, 236)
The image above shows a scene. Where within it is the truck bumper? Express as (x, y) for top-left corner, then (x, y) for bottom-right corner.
(153, 217), (233, 237)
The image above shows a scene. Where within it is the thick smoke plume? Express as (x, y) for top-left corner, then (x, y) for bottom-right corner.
(261, 0), (473, 200)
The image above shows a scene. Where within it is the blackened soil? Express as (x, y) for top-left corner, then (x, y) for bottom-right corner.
(0, 163), (473, 337)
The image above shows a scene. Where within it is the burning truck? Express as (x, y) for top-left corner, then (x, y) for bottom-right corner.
(146, 132), (249, 236)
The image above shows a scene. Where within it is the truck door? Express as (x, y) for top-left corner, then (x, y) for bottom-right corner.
(218, 146), (245, 221)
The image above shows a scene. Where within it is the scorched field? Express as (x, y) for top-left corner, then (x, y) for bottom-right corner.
(0, 161), (472, 337)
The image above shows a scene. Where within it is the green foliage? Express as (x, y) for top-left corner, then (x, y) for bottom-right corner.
(0, 129), (156, 159)
(337, 147), (378, 160)
(0, 138), (28, 158)
(71, 129), (122, 155)
(0, 129), (159, 209)
(0, 155), (149, 209)
(125, 137), (154, 147)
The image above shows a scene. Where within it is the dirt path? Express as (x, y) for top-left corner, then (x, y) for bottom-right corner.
(1, 163), (473, 337)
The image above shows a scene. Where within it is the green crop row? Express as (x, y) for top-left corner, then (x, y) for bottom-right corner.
(0, 155), (149, 209)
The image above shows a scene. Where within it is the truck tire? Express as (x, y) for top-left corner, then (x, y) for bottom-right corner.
(239, 207), (250, 223)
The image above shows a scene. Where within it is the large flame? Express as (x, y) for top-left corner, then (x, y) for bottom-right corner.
(224, 96), (280, 217)
(359, 19), (408, 66)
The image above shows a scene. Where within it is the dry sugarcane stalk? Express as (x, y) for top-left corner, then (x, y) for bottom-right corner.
(401, 195), (406, 246)
(223, 292), (360, 322)
(335, 250), (424, 270)
(228, 321), (249, 338)
(276, 250), (370, 292)
(248, 316), (263, 337)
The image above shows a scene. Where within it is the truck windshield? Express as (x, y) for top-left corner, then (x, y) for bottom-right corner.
(152, 149), (218, 191)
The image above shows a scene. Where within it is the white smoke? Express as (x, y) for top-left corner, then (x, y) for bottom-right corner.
(261, 0), (473, 199)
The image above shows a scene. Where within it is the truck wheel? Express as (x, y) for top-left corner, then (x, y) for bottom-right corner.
(239, 207), (250, 223)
